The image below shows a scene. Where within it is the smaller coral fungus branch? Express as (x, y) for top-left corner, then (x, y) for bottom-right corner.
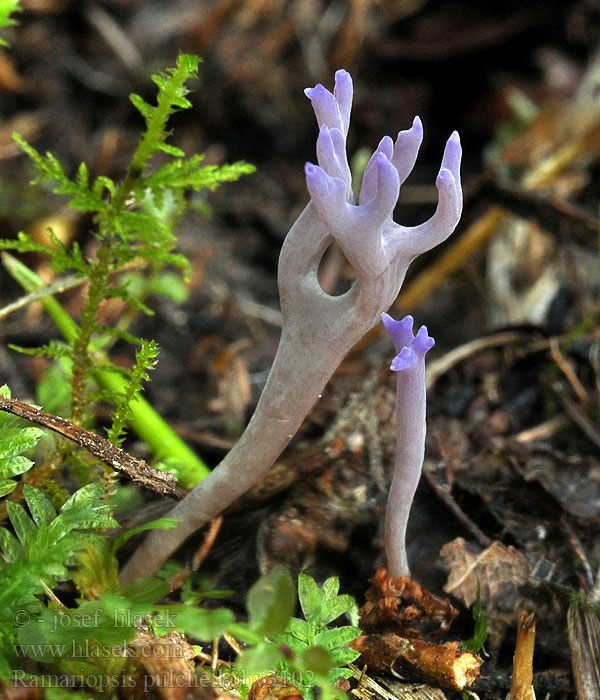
(382, 313), (434, 578)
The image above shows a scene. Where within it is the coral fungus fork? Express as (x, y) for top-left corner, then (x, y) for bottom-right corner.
(381, 313), (435, 579)
(120, 70), (462, 585)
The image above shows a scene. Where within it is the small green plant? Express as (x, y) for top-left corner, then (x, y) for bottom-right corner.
(0, 390), (119, 677)
(6, 544), (361, 700)
(0, 385), (44, 497)
(1, 53), (254, 490)
(461, 583), (488, 654)
(230, 568), (361, 700)
(279, 573), (361, 685)
(0, 410), (360, 699)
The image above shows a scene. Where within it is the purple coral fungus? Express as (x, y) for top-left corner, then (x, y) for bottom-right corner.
(121, 70), (462, 584)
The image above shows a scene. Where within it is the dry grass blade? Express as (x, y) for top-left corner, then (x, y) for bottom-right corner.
(425, 330), (530, 390)
(396, 207), (505, 313)
(509, 611), (536, 700)
(568, 597), (600, 700)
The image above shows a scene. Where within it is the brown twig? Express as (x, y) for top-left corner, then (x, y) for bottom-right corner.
(168, 515), (224, 592)
(560, 517), (595, 591)
(550, 338), (588, 403)
(0, 394), (183, 500)
(554, 384), (600, 451)
(478, 178), (599, 249)
(423, 470), (492, 549)
(192, 515), (223, 569)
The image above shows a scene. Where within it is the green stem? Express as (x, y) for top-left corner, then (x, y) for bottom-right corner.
(70, 246), (111, 425)
(2, 252), (209, 488)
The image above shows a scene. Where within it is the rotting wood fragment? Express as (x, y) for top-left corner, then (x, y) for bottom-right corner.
(0, 394), (183, 500)
(350, 633), (482, 691)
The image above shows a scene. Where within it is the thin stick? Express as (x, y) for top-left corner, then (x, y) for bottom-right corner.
(0, 394), (183, 500)
(550, 338), (588, 403)
(191, 515), (223, 570)
(423, 470), (492, 548)
(168, 515), (224, 592)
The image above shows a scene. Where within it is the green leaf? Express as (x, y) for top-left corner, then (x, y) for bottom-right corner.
(284, 616), (310, 641)
(6, 502), (36, 545)
(130, 92), (153, 118)
(147, 272), (189, 304)
(23, 485), (57, 526)
(328, 645), (360, 667)
(159, 143), (185, 157)
(329, 647), (360, 666)
(300, 646), (332, 676)
(320, 577), (340, 600)
(326, 666), (354, 683)
(298, 573), (321, 621)
(0, 481), (17, 497)
(92, 175), (116, 197)
(130, 53), (201, 172)
(314, 595), (356, 627)
(174, 607), (235, 640)
(246, 564), (295, 637)
(312, 626), (361, 651)
(112, 517), (177, 552)
(60, 482), (103, 514)
(278, 632), (309, 655)
(0, 455), (33, 478)
(120, 577), (170, 604)
(235, 641), (283, 675)
(462, 582), (488, 653)
(0, 526), (23, 561)
(0, 427), (44, 461)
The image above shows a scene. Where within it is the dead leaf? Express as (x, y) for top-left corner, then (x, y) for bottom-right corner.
(441, 538), (531, 655)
